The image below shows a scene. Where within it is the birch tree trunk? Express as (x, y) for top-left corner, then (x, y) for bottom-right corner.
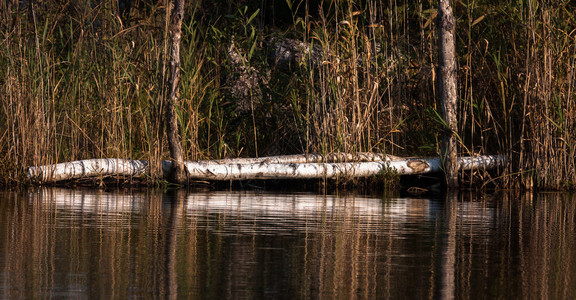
(26, 155), (506, 183)
(438, 0), (459, 188)
(165, 0), (186, 183)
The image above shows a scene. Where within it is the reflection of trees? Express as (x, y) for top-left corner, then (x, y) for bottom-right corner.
(165, 189), (185, 300)
(1, 189), (576, 298)
(437, 191), (457, 300)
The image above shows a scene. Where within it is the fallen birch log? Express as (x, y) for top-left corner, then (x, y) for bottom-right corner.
(27, 159), (150, 183)
(27, 154), (505, 183)
(194, 152), (400, 164)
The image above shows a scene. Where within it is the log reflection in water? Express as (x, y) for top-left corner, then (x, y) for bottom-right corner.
(0, 189), (575, 298)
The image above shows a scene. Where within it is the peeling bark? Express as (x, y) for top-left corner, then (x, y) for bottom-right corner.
(438, 0), (459, 188)
(165, 0), (186, 183)
(27, 154), (505, 183)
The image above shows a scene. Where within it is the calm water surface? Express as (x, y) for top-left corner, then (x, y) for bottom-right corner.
(0, 188), (575, 299)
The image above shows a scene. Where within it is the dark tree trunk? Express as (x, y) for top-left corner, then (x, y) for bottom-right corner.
(165, 0), (186, 183)
(437, 0), (458, 188)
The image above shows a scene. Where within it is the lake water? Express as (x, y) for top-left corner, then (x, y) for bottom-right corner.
(0, 188), (575, 299)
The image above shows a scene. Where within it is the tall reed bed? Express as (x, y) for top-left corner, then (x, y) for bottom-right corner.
(517, 2), (576, 189)
(269, 0), (436, 156)
(0, 1), (202, 183)
(1, 0), (575, 189)
(452, 1), (576, 189)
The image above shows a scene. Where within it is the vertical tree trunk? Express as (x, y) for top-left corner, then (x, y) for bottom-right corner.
(165, 0), (186, 183)
(437, 0), (458, 188)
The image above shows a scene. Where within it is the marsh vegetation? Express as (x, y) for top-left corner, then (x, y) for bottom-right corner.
(1, 0), (575, 189)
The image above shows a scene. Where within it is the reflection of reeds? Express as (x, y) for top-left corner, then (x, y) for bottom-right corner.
(2, 189), (576, 297)
(522, 193), (576, 299)
(454, 192), (576, 299)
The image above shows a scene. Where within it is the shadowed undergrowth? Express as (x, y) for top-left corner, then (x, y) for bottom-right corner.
(0, 0), (574, 189)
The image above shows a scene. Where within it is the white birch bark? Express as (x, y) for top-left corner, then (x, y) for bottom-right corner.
(194, 153), (400, 165)
(27, 155), (505, 183)
(27, 159), (150, 183)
